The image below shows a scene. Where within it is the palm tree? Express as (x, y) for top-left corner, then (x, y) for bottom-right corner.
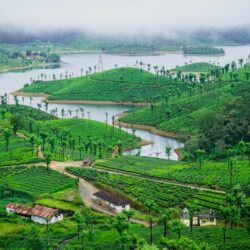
(39, 131), (47, 150)
(13, 96), (19, 106)
(44, 152), (52, 171)
(169, 219), (185, 239)
(117, 140), (123, 156)
(122, 209), (135, 232)
(44, 101), (49, 112)
(165, 146), (171, 160)
(113, 214), (128, 237)
(237, 141), (247, 160)
(0, 109), (6, 119)
(187, 202), (200, 231)
(73, 212), (86, 242)
(37, 103), (42, 110)
(4, 129), (11, 151)
(158, 208), (173, 237)
(29, 135), (36, 155)
(145, 199), (157, 244)
(61, 109), (65, 119)
(195, 149), (206, 169)
(220, 206), (231, 244)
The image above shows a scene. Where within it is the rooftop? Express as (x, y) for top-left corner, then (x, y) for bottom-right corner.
(6, 203), (59, 219)
(93, 190), (128, 207)
(7, 203), (33, 216)
(32, 205), (59, 219)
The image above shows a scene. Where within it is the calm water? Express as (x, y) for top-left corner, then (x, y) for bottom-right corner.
(0, 45), (249, 160)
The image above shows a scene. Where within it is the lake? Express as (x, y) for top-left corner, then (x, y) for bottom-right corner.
(0, 45), (249, 160)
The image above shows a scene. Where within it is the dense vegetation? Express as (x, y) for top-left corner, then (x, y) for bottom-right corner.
(0, 44), (61, 70)
(183, 46), (225, 55)
(33, 118), (140, 160)
(0, 104), (140, 164)
(172, 62), (220, 73)
(121, 63), (250, 159)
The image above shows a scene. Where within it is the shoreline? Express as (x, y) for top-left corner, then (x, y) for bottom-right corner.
(11, 91), (148, 106)
(0, 62), (62, 73)
(114, 112), (179, 140)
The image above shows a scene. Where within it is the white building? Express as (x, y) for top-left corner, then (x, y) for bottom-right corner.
(6, 203), (63, 224)
(93, 190), (130, 213)
(31, 205), (63, 224)
(181, 207), (217, 227)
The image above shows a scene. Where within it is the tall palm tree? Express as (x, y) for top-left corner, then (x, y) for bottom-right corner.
(44, 152), (52, 172)
(165, 146), (171, 160)
(195, 149), (206, 169)
(4, 129), (11, 151)
(169, 219), (185, 239)
(145, 199), (157, 244)
(158, 208), (173, 237)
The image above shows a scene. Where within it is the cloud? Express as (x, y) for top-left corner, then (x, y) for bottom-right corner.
(0, 0), (250, 36)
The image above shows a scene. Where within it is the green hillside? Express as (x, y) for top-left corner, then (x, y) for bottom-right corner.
(121, 65), (250, 158)
(20, 67), (183, 102)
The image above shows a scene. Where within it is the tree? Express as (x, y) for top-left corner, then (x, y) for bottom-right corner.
(145, 199), (157, 244)
(117, 140), (123, 156)
(195, 149), (205, 169)
(0, 109), (6, 119)
(169, 219), (185, 239)
(158, 208), (173, 237)
(44, 152), (52, 171)
(10, 114), (22, 135)
(225, 185), (246, 228)
(73, 211), (86, 242)
(186, 202), (200, 231)
(29, 135), (36, 155)
(39, 131), (47, 150)
(44, 101), (49, 112)
(122, 209), (135, 232)
(243, 198), (250, 235)
(220, 206), (231, 243)
(113, 214), (128, 237)
(165, 146), (171, 160)
(3, 129), (11, 151)
(13, 96), (19, 106)
(237, 141), (247, 160)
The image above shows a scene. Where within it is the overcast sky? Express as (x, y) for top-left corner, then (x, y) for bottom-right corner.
(1, 0), (250, 36)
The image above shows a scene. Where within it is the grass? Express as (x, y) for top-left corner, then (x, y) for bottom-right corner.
(36, 198), (80, 212)
(172, 62), (220, 73)
(21, 67), (183, 102)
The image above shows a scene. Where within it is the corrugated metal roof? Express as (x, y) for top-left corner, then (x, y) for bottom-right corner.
(32, 205), (58, 219)
(6, 203), (33, 216)
(6, 203), (59, 219)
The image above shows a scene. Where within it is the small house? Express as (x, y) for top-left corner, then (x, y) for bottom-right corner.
(92, 190), (130, 213)
(31, 205), (63, 224)
(6, 203), (33, 218)
(83, 157), (93, 166)
(181, 207), (216, 227)
(6, 203), (63, 225)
